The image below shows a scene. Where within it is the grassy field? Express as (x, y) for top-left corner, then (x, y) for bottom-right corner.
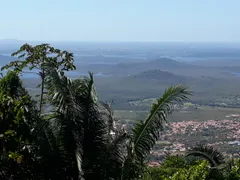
(114, 106), (240, 123)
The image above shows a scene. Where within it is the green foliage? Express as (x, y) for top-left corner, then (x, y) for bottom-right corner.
(142, 160), (210, 180)
(223, 158), (240, 180)
(1, 43), (76, 73)
(0, 71), (41, 179)
(167, 160), (209, 180)
(142, 166), (182, 180)
(142, 157), (240, 180)
(0, 71), (38, 152)
(142, 166), (173, 180)
(141, 146), (239, 180)
(1, 43), (76, 113)
(161, 155), (188, 169)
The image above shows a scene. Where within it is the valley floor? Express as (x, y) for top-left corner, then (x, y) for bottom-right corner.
(115, 106), (240, 162)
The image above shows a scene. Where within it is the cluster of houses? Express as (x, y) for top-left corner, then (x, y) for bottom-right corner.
(147, 114), (240, 166)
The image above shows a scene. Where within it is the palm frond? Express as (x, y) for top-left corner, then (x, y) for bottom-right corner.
(47, 111), (82, 179)
(186, 143), (225, 167)
(100, 101), (117, 139)
(45, 69), (79, 114)
(98, 102), (127, 180)
(101, 132), (127, 180)
(110, 132), (128, 165)
(131, 85), (191, 160)
(72, 72), (98, 103)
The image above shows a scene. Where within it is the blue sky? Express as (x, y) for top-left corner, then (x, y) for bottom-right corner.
(0, 0), (239, 42)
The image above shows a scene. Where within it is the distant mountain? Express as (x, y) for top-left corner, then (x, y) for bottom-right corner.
(123, 69), (192, 85)
(0, 55), (13, 65)
(73, 57), (232, 78)
(130, 69), (187, 82)
(95, 67), (237, 105)
(112, 58), (194, 71)
(134, 58), (194, 69)
(78, 57), (195, 76)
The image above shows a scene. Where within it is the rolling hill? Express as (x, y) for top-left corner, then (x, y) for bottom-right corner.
(77, 57), (196, 76)
(129, 69), (188, 83)
(133, 58), (195, 69)
(0, 55), (14, 66)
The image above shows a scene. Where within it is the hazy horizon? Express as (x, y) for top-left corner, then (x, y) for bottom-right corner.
(2, 39), (240, 44)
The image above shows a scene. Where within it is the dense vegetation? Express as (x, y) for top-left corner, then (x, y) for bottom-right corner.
(0, 44), (239, 180)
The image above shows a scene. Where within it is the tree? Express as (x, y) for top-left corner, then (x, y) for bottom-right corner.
(45, 69), (126, 179)
(0, 71), (41, 179)
(1, 43), (76, 113)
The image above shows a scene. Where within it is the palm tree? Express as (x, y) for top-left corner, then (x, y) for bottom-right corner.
(45, 68), (127, 179)
(43, 66), (191, 180)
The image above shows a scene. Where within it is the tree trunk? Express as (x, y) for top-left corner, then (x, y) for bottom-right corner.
(39, 69), (45, 114)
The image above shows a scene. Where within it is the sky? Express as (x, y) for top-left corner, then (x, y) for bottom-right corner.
(0, 0), (240, 42)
